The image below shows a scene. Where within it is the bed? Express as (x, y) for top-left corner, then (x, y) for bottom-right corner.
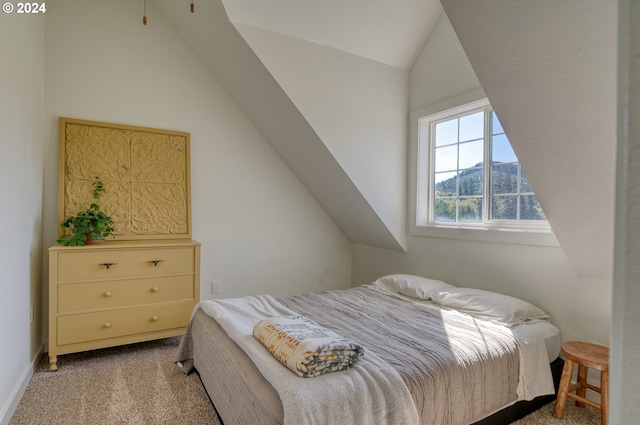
(176, 274), (563, 425)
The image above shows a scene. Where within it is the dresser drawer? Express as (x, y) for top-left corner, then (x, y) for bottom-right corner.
(57, 247), (195, 282)
(57, 301), (194, 346)
(57, 275), (195, 314)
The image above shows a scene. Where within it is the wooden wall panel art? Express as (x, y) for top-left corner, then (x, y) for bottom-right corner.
(58, 117), (192, 239)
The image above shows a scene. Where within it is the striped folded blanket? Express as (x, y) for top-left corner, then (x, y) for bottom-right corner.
(253, 315), (364, 378)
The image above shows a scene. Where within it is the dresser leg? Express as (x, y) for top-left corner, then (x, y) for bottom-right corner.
(49, 355), (58, 371)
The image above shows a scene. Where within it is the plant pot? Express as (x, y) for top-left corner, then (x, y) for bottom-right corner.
(85, 234), (104, 245)
(85, 239), (105, 245)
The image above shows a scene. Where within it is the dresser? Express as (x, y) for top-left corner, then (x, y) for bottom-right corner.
(48, 239), (200, 371)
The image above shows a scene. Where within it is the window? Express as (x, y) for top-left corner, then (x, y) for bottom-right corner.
(414, 98), (548, 234)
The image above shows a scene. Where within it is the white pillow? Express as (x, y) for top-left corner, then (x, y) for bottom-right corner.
(372, 274), (455, 300)
(429, 287), (550, 327)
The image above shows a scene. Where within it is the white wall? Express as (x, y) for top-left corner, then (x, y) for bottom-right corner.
(611, 0), (640, 422)
(43, 0), (352, 303)
(441, 0), (616, 280)
(0, 10), (44, 425)
(409, 11), (480, 111)
(230, 23), (409, 249)
(352, 12), (611, 346)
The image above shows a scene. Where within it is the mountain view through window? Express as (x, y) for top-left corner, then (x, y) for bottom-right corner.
(432, 109), (546, 224)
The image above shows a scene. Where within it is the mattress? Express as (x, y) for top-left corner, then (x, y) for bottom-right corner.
(191, 310), (283, 425)
(511, 320), (561, 363)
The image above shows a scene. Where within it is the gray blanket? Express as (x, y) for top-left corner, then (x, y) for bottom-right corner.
(279, 285), (521, 425)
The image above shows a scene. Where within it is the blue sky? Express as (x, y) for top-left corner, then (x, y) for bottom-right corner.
(434, 111), (518, 183)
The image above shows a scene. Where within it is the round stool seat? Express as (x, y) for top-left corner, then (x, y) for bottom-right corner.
(561, 341), (609, 371)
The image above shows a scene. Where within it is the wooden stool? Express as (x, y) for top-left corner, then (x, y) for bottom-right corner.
(552, 341), (609, 425)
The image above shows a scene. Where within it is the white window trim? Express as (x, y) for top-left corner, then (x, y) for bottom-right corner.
(409, 91), (559, 247)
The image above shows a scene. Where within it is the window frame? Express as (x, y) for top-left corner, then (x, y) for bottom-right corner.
(409, 93), (557, 247)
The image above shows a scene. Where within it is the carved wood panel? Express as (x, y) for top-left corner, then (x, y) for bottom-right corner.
(58, 117), (191, 239)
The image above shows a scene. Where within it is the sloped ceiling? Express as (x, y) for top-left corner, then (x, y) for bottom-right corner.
(220, 0), (441, 70)
(441, 0), (616, 278)
(155, 0), (615, 279)
(154, 0), (418, 250)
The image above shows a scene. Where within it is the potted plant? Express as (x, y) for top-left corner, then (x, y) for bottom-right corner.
(57, 177), (115, 246)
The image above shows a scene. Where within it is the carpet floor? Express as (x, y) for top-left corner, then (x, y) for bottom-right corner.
(9, 337), (601, 425)
(9, 338), (220, 425)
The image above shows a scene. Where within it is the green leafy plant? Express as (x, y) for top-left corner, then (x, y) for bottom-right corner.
(57, 177), (115, 246)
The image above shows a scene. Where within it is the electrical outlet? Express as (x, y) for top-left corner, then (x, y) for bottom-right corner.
(211, 281), (221, 294)
(316, 271), (325, 283)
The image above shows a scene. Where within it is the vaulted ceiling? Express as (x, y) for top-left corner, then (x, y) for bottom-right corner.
(156, 0), (616, 279)
(220, 0), (442, 70)
(155, 0), (440, 251)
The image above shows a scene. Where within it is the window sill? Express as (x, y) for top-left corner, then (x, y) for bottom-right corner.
(410, 224), (559, 247)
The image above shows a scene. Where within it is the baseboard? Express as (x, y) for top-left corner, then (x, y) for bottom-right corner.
(0, 345), (43, 425)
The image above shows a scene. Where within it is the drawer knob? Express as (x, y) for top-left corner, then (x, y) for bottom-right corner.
(151, 315), (159, 321)
(99, 262), (118, 270)
(104, 291), (112, 297)
(151, 287), (159, 292)
(104, 322), (112, 328)
(148, 260), (164, 267)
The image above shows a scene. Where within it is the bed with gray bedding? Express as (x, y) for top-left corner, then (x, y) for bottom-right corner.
(176, 280), (561, 425)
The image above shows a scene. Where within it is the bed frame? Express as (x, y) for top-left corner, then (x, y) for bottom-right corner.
(188, 309), (564, 425)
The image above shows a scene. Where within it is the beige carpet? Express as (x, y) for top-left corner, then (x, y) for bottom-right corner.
(511, 401), (601, 425)
(9, 337), (601, 425)
(9, 337), (220, 425)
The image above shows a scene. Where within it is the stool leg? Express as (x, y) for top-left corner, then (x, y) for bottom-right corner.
(601, 370), (609, 425)
(553, 359), (574, 419)
(576, 364), (588, 407)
